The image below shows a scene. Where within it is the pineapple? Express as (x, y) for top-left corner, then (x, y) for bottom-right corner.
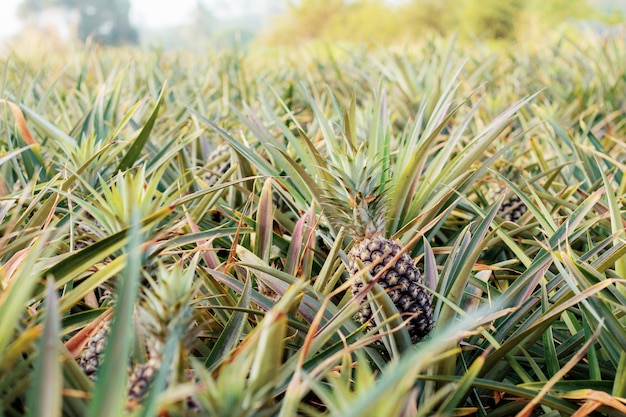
(484, 181), (527, 223)
(348, 238), (433, 343)
(324, 147), (434, 344)
(204, 142), (232, 186)
(126, 262), (198, 404)
(77, 319), (111, 380)
(499, 193), (527, 223)
(127, 358), (159, 402)
(482, 160), (528, 223)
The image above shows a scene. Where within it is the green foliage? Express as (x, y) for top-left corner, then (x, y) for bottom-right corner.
(266, 0), (615, 45)
(1, 25), (626, 417)
(454, 0), (527, 39)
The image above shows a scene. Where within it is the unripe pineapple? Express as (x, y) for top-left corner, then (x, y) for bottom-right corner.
(204, 143), (232, 186)
(348, 238), (433, 343)
(128, 357), (160, 402)
(323, 147), (434, 343)
(126, 262), (198, 404)
(482, 160), (528, 223)
(77, 319), (110, 380)
(484, 181), (527, 223)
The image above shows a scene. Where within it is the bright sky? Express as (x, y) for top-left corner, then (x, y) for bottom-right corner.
(131, 0), (201, 29)
(0, 0), (272, 40)
(0, 2), (22, 40)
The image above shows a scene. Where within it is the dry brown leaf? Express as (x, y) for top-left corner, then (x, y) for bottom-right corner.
(64, 308), (114, 358)
(564, 389), (626, 416)
(0, 247), (32, 288)
(570, 401), (600, 417)
(0, 99), (37, 146)
(0, 179), (9, 198)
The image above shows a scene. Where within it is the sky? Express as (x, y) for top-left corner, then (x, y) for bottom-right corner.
(0, 2), (22, 40)
(0, 0), (274, 40)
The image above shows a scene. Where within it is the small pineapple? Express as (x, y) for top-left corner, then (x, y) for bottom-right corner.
(77, 319), (111, 380)
(127, 262), (199, 404)
(128, 357), (160, 402)
(204, 143), (232, 186)
(499, 193), (527, 223)
(484, 181), (527, 223)
(324, 147), (434, 343)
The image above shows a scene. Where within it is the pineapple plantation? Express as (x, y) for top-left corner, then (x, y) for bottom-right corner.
(1, 27), (626, 417)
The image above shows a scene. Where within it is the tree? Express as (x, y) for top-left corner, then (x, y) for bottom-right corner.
(398, 0), (454, 37)
(19, 0), (138, 45)
(454, 0), (526, 40)
(266, 0), (348, 44)
(76, 0), (137, 45)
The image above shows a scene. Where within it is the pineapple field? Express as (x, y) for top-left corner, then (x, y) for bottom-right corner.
(1, 27), (626, 417)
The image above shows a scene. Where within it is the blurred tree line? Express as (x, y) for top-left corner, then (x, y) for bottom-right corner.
(265, 0), (617, 45)
(19, 0), (137, 45)
(16, 0), (258, 49)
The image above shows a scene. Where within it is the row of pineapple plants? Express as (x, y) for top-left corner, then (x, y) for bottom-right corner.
(1, 27), (625, 416)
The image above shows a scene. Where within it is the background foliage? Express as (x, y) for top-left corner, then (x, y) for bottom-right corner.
(1, 5), (626, 417)
(265, 0), (610, 45)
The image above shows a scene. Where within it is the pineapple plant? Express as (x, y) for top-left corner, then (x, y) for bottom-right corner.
(5, 26), (626, 417)
(483, 180), (528, 223)
(77, 319), (111, 381)
(324, 146), (434, 344)
(126, 261), (199, 405)
(72, 168), (180, 382)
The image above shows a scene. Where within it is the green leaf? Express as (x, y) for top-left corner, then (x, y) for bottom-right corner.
(0, 231), (55, 363)
(115, 81), (167, 172)
(27, 277), (62, 417)
(204, 273), (252, 369)
(87, 209), (144, 417)
(255, 178), (274, 263)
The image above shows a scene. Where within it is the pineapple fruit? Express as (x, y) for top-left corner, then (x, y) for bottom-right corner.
(75, 262), (198, 409)
(127, 262), (198, 404)
(499, 193), (527, 223)
(348, 237), (433, 343)
(127, 358), (160, 402)
(484, 181), (527, 223)
(204, 142), (232, 186)
(324, 147), (434, 343)
(77, 319), (111, 380)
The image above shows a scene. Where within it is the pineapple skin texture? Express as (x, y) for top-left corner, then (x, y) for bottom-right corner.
(127, 357), (160, 402)
(484, 181), (528, 223)
(204, 143), (231, 186)
(348, 237), (434, 343)
(78, 320), (110, 380)
(498, 194), (527, 223)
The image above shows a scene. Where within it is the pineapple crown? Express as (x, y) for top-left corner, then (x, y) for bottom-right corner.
(321, 142), (390, 239)
(138, 259), (199, 350)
